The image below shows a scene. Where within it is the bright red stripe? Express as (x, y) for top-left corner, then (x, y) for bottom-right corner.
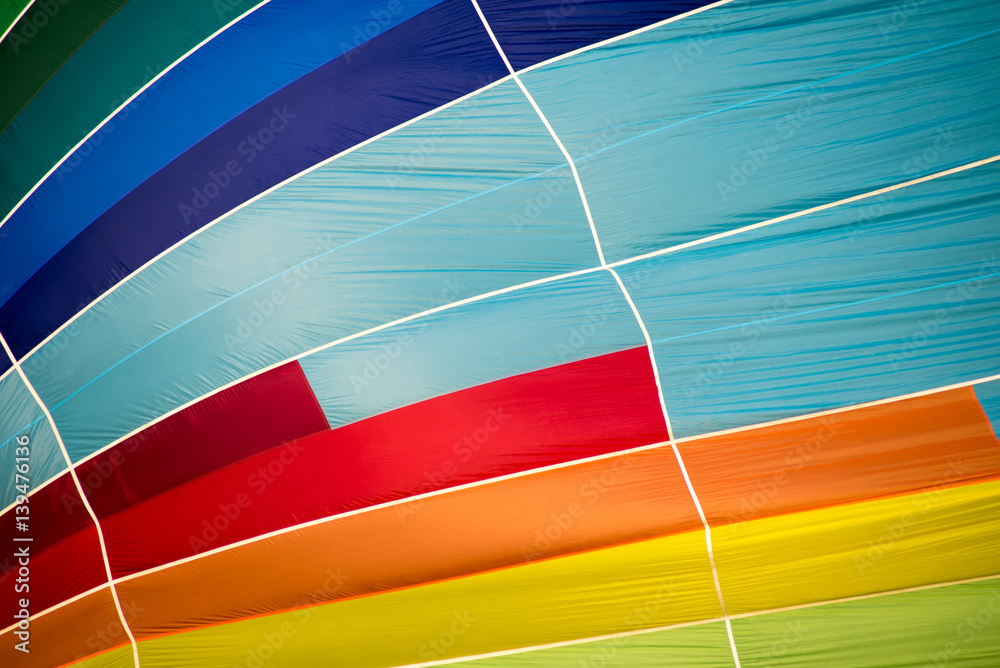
(0, 477), (107, 620)
(102, 346), (668, 577)
(78, 361), (329, 518)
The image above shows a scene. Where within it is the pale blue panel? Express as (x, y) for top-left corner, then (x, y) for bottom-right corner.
(520, 0), (1000, 262)
(0, 371), (65, 508)
(973, 380), (1000, 439)
(618, 159), (1000, 438)
(21, 80), (601, 462)
(301, 270), (645, 428)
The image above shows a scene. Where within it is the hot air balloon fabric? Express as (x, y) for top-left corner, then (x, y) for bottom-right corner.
(1, 0), (999, 666)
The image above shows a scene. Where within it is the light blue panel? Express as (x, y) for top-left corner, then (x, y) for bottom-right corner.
(618, 159), (1000, 438)
(301, 269), (646, 428)
(0, 371), (65, 508)
(973, 380), (1000, 439)
(520, 0), (1000, 262)
(21, 80), (601, 462)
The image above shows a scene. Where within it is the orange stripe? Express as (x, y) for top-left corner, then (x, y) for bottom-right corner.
(680, 386), (1000, 527)
(0, 587), (128, 668)
(119, 447), (701, 637)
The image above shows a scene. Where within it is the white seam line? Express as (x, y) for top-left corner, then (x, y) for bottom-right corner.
(12, 72), (514, 364)
(383, 572), (1000, 668)
(0, 0), (34, 47)
(606, 266), (743, 668)
(5, 147), (999, 514)
(0, 332), (141, 668)
(7, 365), (1000, 545)
(608, 153), (1000, 270)
(0, 0), (274, 232)
(7, 0), (741, 361)
(469, 0), (606, 267)
(471, 1), (738, 662)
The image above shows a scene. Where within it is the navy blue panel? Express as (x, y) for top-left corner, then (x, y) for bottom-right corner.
(477, 0), (712, 70)
(0, 355), (9, 376)
(0, 0), (507, 360)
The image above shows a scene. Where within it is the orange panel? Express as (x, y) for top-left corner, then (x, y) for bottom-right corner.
(0, 586), (130, 667)
(119, 446), (701, 638)
(680, 386), (1000, 528)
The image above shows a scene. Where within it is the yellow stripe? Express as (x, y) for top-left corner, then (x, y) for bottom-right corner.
(714, 478), (1000, 614)
(135, 530), (721, 667)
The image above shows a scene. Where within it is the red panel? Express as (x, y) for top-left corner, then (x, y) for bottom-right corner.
(0, 525), (106, 623)
(77, 361), (329, 518)
(0, 477), (107, 619)
(101, 346), (668, 576)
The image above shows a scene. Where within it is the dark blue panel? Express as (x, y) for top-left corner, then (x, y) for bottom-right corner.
(477, 0), (713, 70)
(0, 0), (445, 308)
(0, 0), (507, 360)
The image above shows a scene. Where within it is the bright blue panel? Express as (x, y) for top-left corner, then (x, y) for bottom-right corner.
(974, 380), (1000, 439)
(0, 0), (444, 308)
(301, 270), (645, 429)
(20, 80), (601, 461)
(520, 0), (1000, 262)
(0, 371), (66, 509)
(618, 159), (1000, 438)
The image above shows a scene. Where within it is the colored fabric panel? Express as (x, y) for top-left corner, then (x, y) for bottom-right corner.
(519, 0), (1000, 261)
(0, 0), (509, 361)
(680, 386), (1000, 527)
(0, 475), (106, 619)
(0, 0), (30, 36)
(100, 347), (669, 577)
(0, 586), (128, 668)
(974, 379), (1000, 439)
(619, 157), (1000, 437)
(134, 531), (722, 667)
(714, 478), (1000, 615)
(0, 371), (64, 508)
(66, 645), (135, 668)
(77, 360), (328, 513)
(301, 269), (646, 429)
(0, 523), (105, 625)
(730, 578), (1000, 668)
(440, 622), (734, 667)
(0, 0), (262, 220)
(20, 78), (599, 462)
(118, 446), (699, 637)
(476, 0), (712, 70)
(0, 0), (445, 309)
(0, 0), (128, 135)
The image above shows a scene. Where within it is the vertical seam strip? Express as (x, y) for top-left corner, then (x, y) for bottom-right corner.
(468, 2), (742, 664)
(0, 331), (142, 668)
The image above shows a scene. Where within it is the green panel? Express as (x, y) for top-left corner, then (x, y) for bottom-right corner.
(0, 0), (260, 218)
(731, 578), (1000, 667)
(69, 644), (136, 668)
(444, 622), (734, 667)
(0, 0), (128, 135)
(0, 0), (31, 37)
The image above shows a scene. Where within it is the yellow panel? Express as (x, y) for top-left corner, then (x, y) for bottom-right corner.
(136, 530), (721, 668)
(715, 478), (1000, 614)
